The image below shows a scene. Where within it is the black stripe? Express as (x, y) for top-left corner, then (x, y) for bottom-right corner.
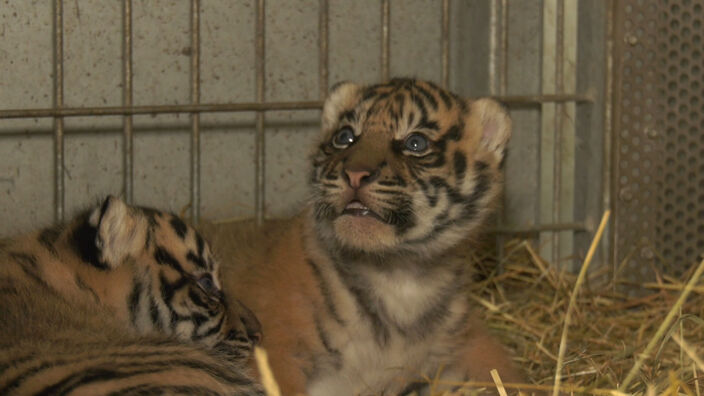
(196, 313), (226, 340)
(314, 315), (342, 370)
(70, 215), (110, 270)
(339, 110), (356, 123)
(444, 124), (463, 142)
(36, 358), (257, 395)
(9, 251), (38, 269)
(75, 275), (100, 304)
(196, 233), (205, 257)
(38, 226), (61, 256)
(409, 93), (428, 123)
(188, 288), (211, 310)
(407, 163), (492, 246)
(154, 246), (185, 273)
(149, 293), (163, 331)
(454, 151), (467, 180)
(372, 188), (404, 196)
(37, 367), (166, 395)
(169, 216), (188, 239)
(306, 259), (345, 326)
(414, 84), (438, 111)
(110, 384), (224, 396)
(127, 277), (143, 326)
(333, 263), (389, 345)
(385, 200), (415, 235)
(9, 252), (50, 288)
(0, 346), (202, 393)
(30, 355), (256, 395)
(187, 251), (208, 269)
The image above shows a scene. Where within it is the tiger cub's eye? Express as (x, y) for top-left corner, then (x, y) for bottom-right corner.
(332, 126), (356, 149)
(404, 133), (429, 153)
(197, 274), (220, 297)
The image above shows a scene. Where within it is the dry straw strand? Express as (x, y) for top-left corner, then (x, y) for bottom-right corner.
(672, 334), (704, 373)
(254, 346), (282, 396)
(619, 257), (704, 391)
(552, 210), (611, 396)
(490, 369), (508, 396)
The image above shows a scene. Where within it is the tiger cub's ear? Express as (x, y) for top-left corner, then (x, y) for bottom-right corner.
(89, 195), (148, 268)
(321, 81), (362, 133)
(468, 98), (512, 162)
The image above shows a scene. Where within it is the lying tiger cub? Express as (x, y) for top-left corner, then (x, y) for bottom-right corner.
(214, 78), (525, 395)
(0, 196), (263, 395)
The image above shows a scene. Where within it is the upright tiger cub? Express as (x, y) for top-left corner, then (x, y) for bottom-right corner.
(216, 78), (524, 395)
(0, 196), (263, 395)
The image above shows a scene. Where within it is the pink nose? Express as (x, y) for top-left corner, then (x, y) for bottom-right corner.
(345, 169), (371, 188)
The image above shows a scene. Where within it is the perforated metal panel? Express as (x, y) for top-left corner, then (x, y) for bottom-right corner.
(613, 0), (704, 280)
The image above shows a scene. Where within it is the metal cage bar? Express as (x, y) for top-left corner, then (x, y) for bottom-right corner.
(499, 0), (508, 95)
(122, 0), (134, 205)
(441, 0), (449, 89)
(0, 94), (592, 121)
(319, 0), (329, 100)
(53, 0), (65, 222)
(254, 0), (266, 226)
(190, 0), (201, 223)
(381, 0), (390, 81)
(552, 0), (565, 264)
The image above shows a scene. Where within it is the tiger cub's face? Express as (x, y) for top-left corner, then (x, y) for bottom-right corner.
(311, 79), (511, 256)
(78, 196), (260, 351)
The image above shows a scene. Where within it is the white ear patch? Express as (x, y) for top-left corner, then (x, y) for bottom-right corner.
(471, 98), (512, 160)
(90, 196), (147, 268)
(321, 82), (362, 132)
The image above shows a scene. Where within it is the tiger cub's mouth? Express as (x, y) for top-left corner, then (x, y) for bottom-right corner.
(342, 200), (385, 222)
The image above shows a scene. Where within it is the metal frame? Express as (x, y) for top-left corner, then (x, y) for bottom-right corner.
(0, 0), (594, 237)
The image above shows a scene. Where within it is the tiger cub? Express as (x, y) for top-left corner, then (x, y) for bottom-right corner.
(214, 79), (525, 395)
(0, 196), (263, 395)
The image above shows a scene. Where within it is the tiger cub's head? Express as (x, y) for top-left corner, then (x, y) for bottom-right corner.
(310, 78), (511, 257)
(72, 196), (261, 351)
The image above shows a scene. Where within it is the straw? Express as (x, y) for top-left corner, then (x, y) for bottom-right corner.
(254, 346), (282, 396)
(619, 257), (704, 391)
(552, 211), (611, 396)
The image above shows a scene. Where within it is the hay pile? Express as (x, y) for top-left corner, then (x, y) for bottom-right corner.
(467, 234), (704, 394)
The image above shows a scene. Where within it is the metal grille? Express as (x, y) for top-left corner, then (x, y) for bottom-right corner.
(655, 1), (704, 270)
(613, 0), (704, 279)
(0, 1), (598, 261)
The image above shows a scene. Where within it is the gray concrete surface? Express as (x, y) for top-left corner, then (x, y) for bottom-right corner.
(0, 0), (605, 247)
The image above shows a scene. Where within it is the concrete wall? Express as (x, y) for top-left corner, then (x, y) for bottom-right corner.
(0, 0), (606, 256)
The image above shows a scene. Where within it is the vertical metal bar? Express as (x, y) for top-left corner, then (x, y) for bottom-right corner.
(499, 0), (508, 95)
(255, 0), (266, 226)
(488, 1), (499, 94)
(559, 0), (578, 269)
(122, 0), (134, 205)
(489, 1), (508, 262)
(53, 0), (65, 222)
(606, 0), (619, 284)
(540, 0), (557, 263)
(190, 0), (201, 223)
(498, 0), (508, 262)
(552, 0), (564, 265)
(381, 0), (390, 81)
(441, 0), (450, 89)
(319, 0), (329, 99)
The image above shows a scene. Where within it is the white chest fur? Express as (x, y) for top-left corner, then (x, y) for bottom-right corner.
(307, 265), (464, 396)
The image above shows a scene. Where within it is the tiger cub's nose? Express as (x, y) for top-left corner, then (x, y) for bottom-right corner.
(344, 168), (379, 189)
